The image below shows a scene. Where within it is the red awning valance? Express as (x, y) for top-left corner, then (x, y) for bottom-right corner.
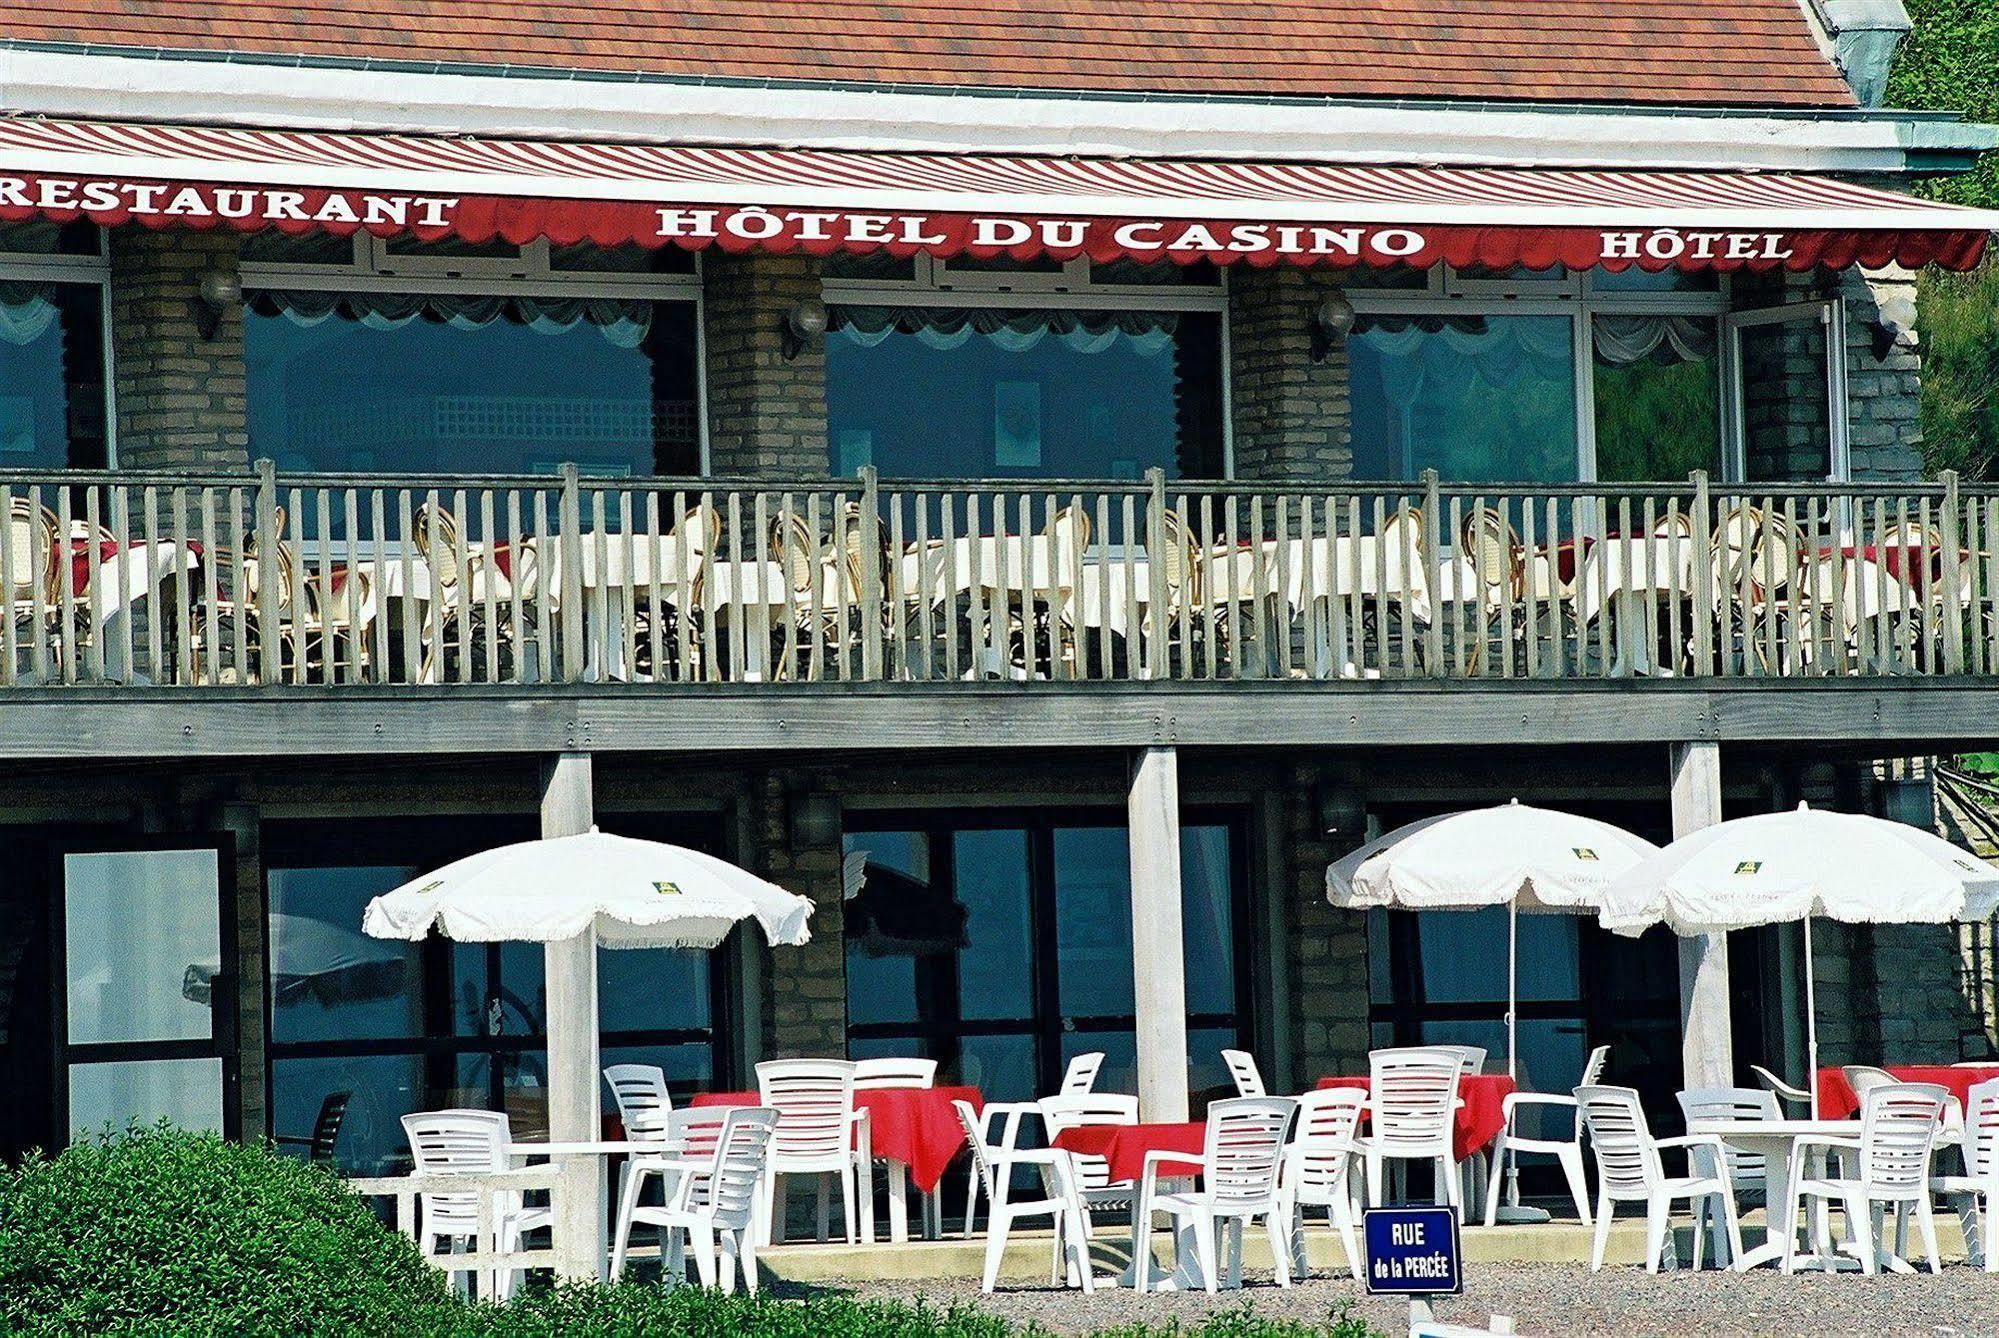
(0, 117), (1990, 272)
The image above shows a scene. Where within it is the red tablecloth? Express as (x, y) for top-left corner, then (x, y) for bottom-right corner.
(1317, 1073), (1515, 1163)
(691, 1085), (981, 1193)
(1815, 1065), (1999, 1120)
(1051, 1121), (1207, 1186)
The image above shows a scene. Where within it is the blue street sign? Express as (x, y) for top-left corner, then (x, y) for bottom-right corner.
(1362, 1207), (1463, 1295)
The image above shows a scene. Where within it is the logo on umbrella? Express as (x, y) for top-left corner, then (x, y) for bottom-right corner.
(1572, 847), (1598, 861)
(1734, 861), (1762, 875)
(653, 881), (681, 896)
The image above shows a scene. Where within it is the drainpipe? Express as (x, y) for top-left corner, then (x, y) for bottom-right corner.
(1804, 0), (1914, 108)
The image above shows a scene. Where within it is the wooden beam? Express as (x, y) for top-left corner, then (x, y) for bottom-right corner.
(1669, 741), (1734, 1091)
(539, 752), (602, 1282)
(1128, 746), (1190, 1123)
(0, 681), (1996, 758)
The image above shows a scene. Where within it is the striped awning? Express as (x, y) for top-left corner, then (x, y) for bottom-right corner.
(0, 116), (1991, 272)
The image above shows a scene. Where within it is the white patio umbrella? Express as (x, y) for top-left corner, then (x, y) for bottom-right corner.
(363, 828), (814, 950)
(1327, 800), (1660, 1218)
(1598, 802), (1999, 1110)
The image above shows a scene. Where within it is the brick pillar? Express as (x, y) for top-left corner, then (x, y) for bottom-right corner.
(703, 253), (829, 478)
(1839, 266), (1925, 480)
(755, 772), (847, 1057)
(1283, 763), (1370, 1087)
(219, 801), (266, 1138)
(1228, 269), (1352, 481)
(109, 228), (249, 471)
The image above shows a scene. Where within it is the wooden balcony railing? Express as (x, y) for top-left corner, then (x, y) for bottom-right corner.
(3, 463), (1993, 689)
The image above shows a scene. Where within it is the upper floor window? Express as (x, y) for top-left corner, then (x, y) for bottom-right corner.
(239, 236), (701, 477)
(822, 256), (1226, 481)
(0, 222), (109, 469)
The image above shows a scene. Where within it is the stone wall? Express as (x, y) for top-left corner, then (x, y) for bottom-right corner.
(1276, 760), (1372, 1088)
(750, 769), (849, 1057)
(702, 253), (829, 478)
(109, 228), (250, 471)
(1228, 269), (1354, 481)
(1840, 266), (1925, 480)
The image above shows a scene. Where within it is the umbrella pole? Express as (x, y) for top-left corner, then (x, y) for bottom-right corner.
(1492, 897), (1549, 1224)
(1804, 914), (1821, 1117)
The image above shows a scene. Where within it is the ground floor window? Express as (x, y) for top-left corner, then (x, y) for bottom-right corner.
(842, 809), (1248, 1105)
(262, 813), (727, 1175)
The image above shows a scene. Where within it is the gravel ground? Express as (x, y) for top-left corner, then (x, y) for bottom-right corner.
(789, 1264), (1999, 1337)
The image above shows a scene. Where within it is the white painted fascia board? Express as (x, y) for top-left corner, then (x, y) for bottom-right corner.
(1, 46), (1992, 175)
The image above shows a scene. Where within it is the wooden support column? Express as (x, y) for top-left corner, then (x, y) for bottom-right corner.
(539, 752), (601, 1280)
(1128, 746), (1189, 1122)
(1670, 741), (1734, 1090)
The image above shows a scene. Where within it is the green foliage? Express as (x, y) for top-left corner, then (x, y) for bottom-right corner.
(0, 1125), (456, 1336)
(1888, 4), (1999, 478)
(0, 1130), (1386, 1337)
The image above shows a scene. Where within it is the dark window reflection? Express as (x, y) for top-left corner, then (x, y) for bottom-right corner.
(244, 298), (700, 476)
(0, 283), (107, 469)
(843, 813), (1245, 1104)
(264, 813), (724, 1175)
(825, 309), (1224, 480)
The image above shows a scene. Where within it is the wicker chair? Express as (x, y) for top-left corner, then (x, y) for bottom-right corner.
(4, 497), (61, 677)
(413, 501), (527, 682)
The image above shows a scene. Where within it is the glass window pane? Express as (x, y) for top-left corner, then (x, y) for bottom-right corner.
(1349, 315), (1578, 482)
(65, 850), (218, 1046)
(269, 1053), (424, 1175)
(0, 284), (107, 468)
(1738, 313), (1834, 482)
(1411, 907), (1579, 1005)
(953, 830), (1033, 1022)
(1188, 1024), (1243, 1114)
(448, 1050), (550, 1140)
(1063, 1030), (1136, 1101)
(825, 311), (1223, 480)
(1592, 315), (1721, 481)
(598, 1042), (713, 1114)
(1590, 267), (1718, 293)
(1053, 827), (1134, 1020)
(843, 831), (930, 1028)
(69, 1057), (223, 1141)
(954, 1032), (1040, 1104)
(244, 301), (700, 475)
(597, 947), (710, 1035)
(1181, 825), (1235, 1016)
(267, 866), (423, 1045)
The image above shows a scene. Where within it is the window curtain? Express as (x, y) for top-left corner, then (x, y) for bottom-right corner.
(831, 305), (1177, 355)
(250, 291), (653, 349)
(1353, 314), (1574, 422)
(0, 282), (60, 346)
(1591, 314), (1717, 366)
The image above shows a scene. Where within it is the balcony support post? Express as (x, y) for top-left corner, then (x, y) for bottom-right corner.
(1670, 740), (1734, 1090)
(1128, 745), (1190, 1122)
(540, 750), (602, 1280)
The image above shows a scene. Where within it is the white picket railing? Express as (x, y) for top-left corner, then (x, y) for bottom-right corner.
(4, 463), (1991, 688)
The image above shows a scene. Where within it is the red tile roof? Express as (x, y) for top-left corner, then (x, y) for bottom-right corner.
(3, 1), (1858, 108)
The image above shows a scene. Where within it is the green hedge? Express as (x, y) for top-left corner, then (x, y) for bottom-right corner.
(0, 1129), (1378, 1337)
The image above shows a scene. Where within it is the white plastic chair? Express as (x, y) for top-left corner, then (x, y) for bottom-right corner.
(754, 1058), (867, 1245)
(852, 1056), (940, 1237)
(1036, 1093), (1142, 1226)
(1750, 1064), (1814, 1115)
(1278, 1086), (1366, 1280)
(852, 1057), (938, 1089)
(1136, 1096), (1297, 1294)
(1221, 1048), (1267, 1098)
(955, 1099), (1095, 1295)
(1786, 1082), (1949, 1275)
(1576, 1085), (1741, 1273)
(1483, 1044), (1605, 1227)
(1061, 1052), (1105, 1096)
(604, 1063), (677, 1232)
(1843, 1065), (1898, 1105)
(1432, 1045), (1488, 1076)
(1676, 1085), (1778, 1264)
(612, 1106), (778, 1293)
(1932, 1077), (1999, 1273)
(401, 1109), (552, 1300)
(1360, 1047), (1464, 1217)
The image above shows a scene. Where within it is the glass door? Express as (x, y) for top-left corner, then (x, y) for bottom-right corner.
(1720, 300), (1850, 484)
(60, 844), (235, 1141)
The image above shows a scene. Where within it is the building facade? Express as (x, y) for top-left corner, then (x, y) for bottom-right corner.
(0, 0), (1997, 1205)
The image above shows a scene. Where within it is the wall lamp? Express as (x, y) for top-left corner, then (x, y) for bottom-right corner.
(1307, 290), (1356, 364)
(190, 268), (243, 341)
(780, 297), (829, 361)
